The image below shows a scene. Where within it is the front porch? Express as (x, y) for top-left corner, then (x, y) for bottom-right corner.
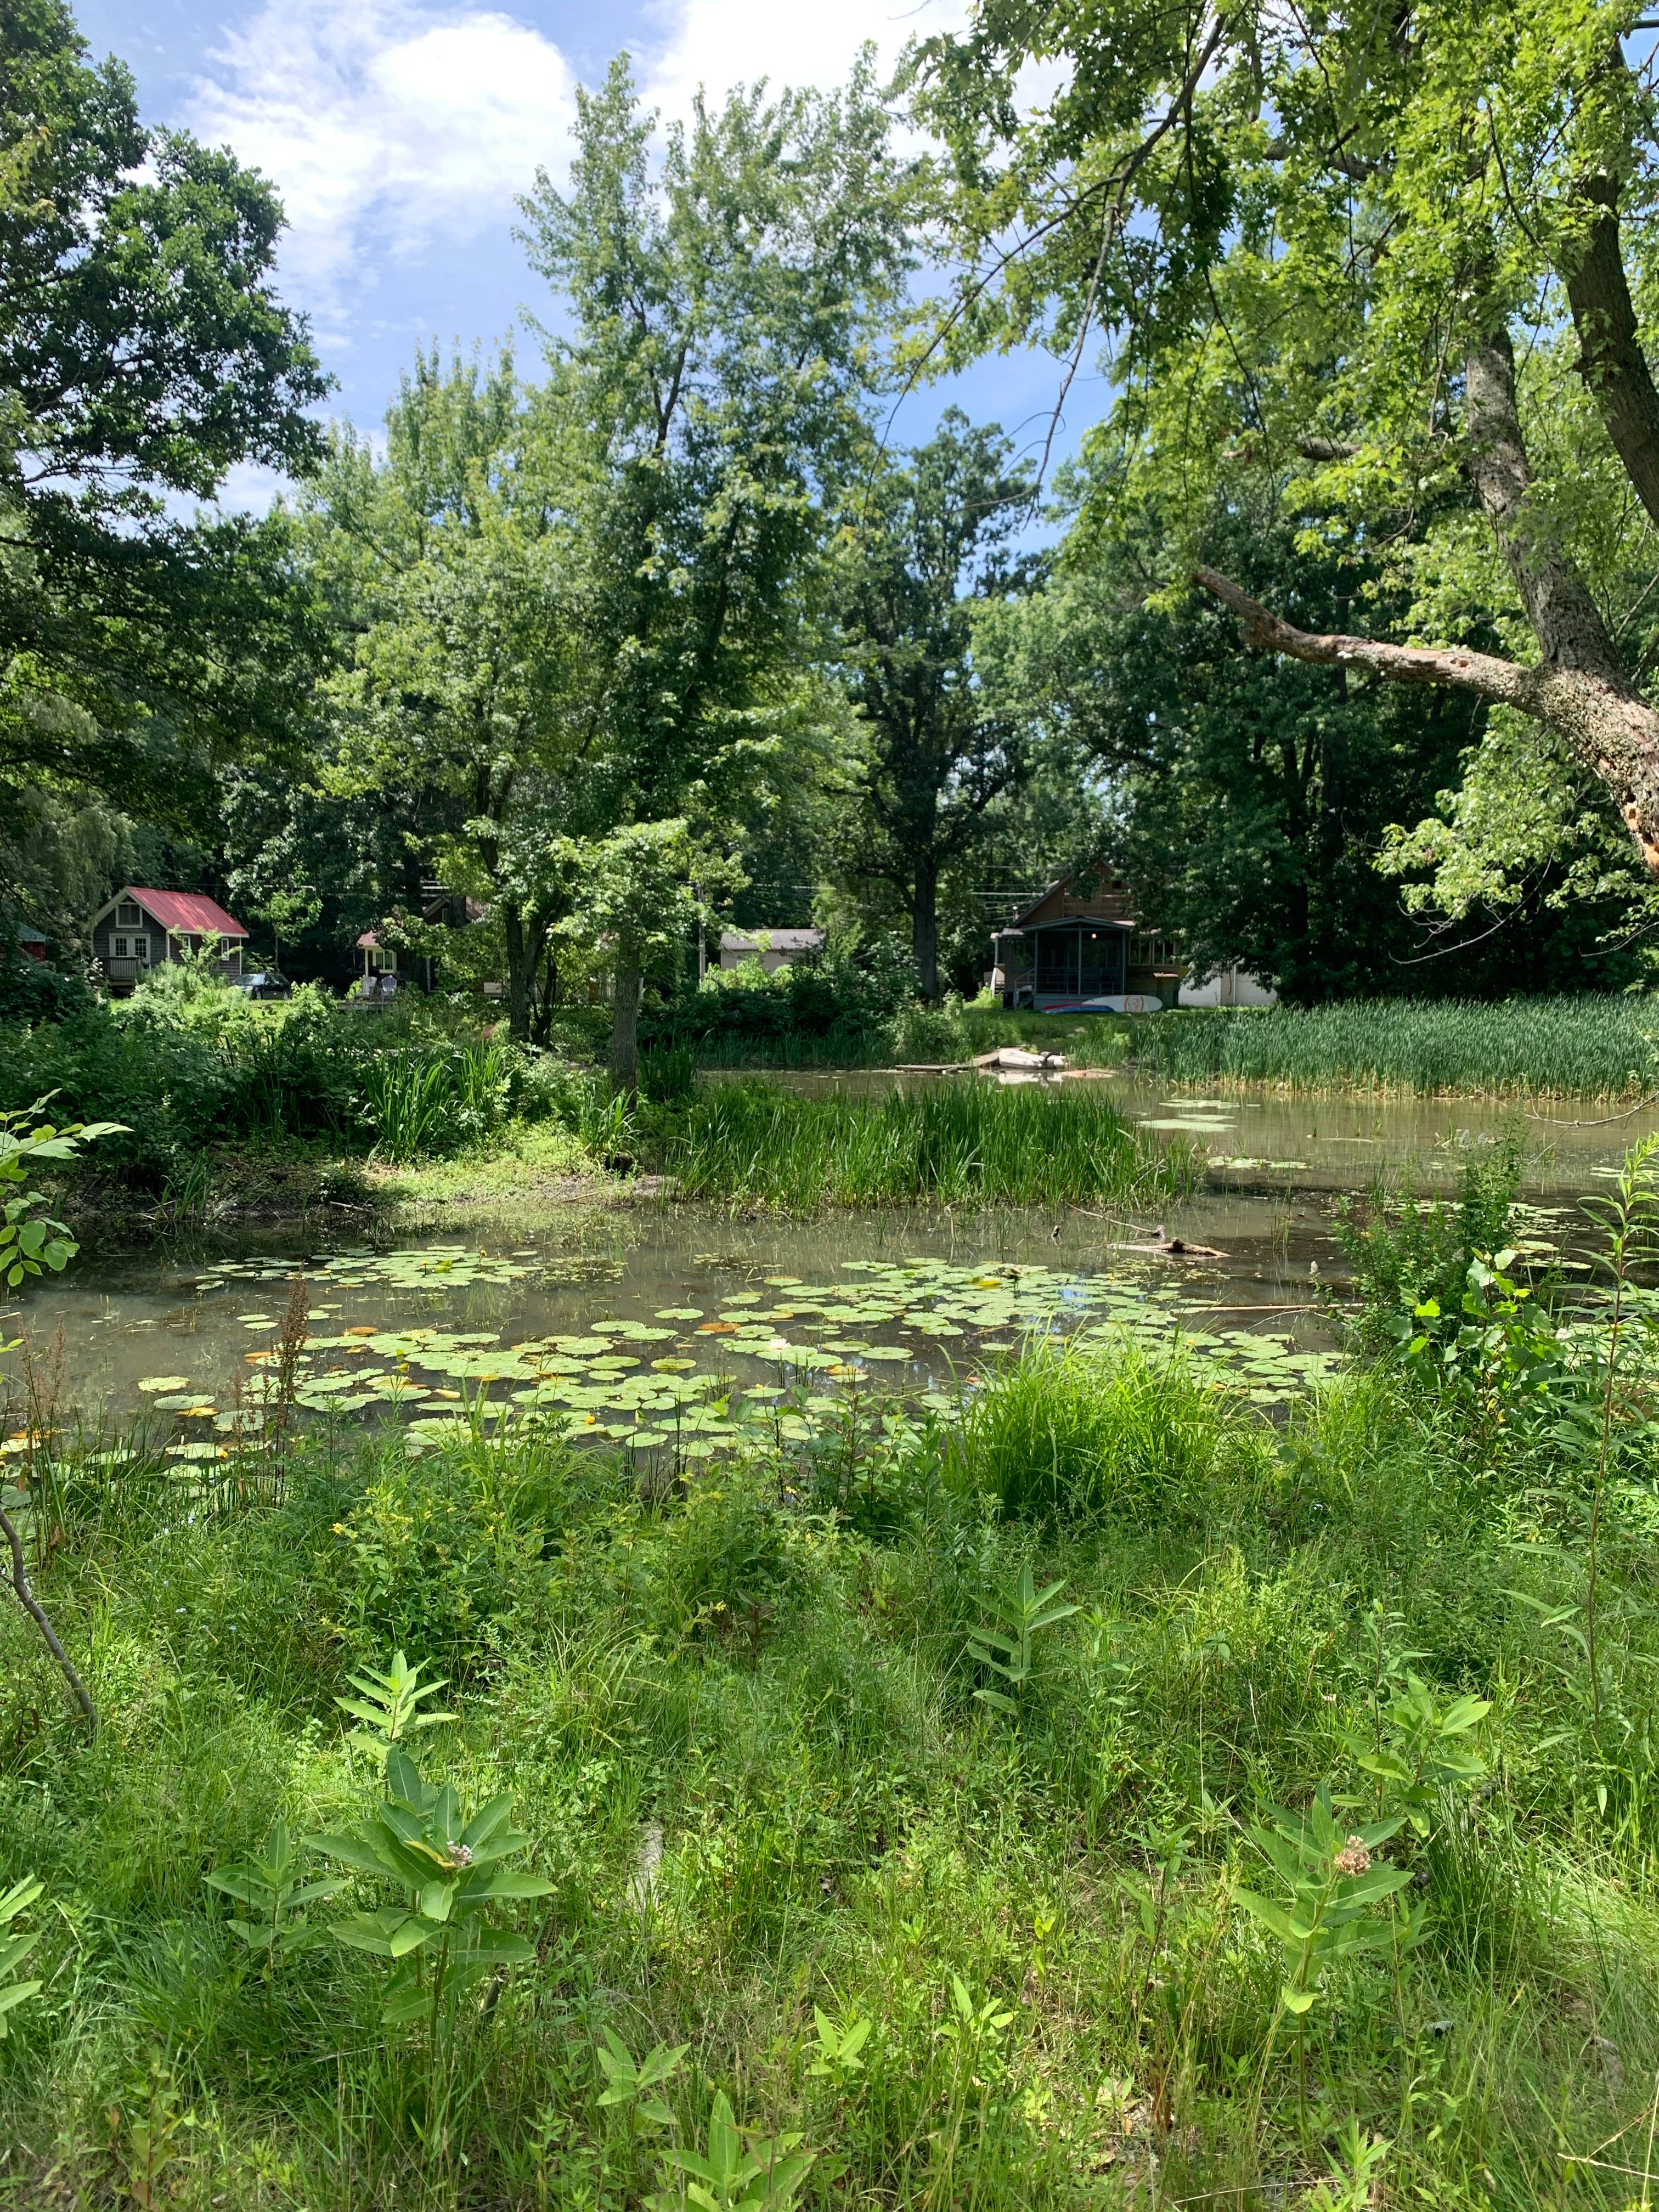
(996, 919), (1132, 1010)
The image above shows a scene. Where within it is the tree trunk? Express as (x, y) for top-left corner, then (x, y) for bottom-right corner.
(1464, 330), (1627, 682)
(912, 855), (940, 1000)
(610, 958), (642, 1096)
(1564, 178), (1659, 538)
(503, 910), (532, 1042)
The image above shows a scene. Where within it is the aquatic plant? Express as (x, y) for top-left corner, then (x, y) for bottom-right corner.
(1133, 995), (1659, 1098)
(668, 1078), (1190, 1210)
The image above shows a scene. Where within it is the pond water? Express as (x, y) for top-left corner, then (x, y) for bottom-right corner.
(4, 1074), (1649, 1465)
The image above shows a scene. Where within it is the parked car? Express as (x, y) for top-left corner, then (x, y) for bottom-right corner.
(232, 968), (291, 1000)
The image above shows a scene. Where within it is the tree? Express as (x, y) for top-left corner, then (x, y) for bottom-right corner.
(1005, 493), (1638, 998)
(554, 821), (738, 1092)
(918, 0), (1659, 908)
(832, 411), (1037, 998)
(302, 352), (597, 1040)
(517, 55), (920, 1081)
(1, 0), (329, 927)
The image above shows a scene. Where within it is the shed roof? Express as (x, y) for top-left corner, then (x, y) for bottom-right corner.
(110, 888), (248, 939)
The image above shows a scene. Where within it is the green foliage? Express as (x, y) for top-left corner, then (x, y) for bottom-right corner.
(204, 1819), (342, 1971)
(1235, 1785), (1417, 2021)
(0, 1874), (44, 2039)
(1339, 1135), (1528, 1358)
(967, 1565), (1079, 1722)
(332, 1650), (455, 1761)
(312, 1745), (552, 2030)
(642, 935), (916, 1065)
(595, 2028), (687, 2130)
(806, 2005), (872, 2086)
(831, 410), (1037, 1000)
(327, 1451), (563, 1675)
(1347, 1673), (1491, 1841)
(1, 0), (328, 911)
(919, 0), (1659, 912)
(947, 1338), (1236, 1522)
(359, 1040), (519, 1161)
(669, 1077), (1187, 1210)
(10, 1249), (1659, 2198)
(652, 2089), (814, 2212)
(0, 1096), (123, 1286)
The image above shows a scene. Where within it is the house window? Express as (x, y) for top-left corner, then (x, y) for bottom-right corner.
(113, 936), (128, 957)
(117, 902), (140, 927)
(132, 935), (148, 963)
(1131, 933), (1180, 968)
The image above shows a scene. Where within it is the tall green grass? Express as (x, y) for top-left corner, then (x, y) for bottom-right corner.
(945, 1337), (1257, 1520)
(668, 1077), (1192, 1209)
(1133, 994), (1659, 1097)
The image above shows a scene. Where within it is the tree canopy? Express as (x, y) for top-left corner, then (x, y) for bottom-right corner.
(919, 0), (1659, 924)
(0, 0), (329, 941)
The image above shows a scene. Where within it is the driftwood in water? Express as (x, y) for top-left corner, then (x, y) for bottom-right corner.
(1121, 1225), (1231, 1261)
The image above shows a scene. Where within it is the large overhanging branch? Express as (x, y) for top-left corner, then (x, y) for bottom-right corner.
(1192, 565), (1659, 872)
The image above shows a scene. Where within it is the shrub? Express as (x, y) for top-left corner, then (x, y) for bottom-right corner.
(946, 1339), (1249, 1521)
(641, 935), (916, 1063)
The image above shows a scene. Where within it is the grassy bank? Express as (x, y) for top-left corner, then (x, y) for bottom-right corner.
(667, 1077), (1188, 1211)
(1133, 994), (1659, 1098)
(2, 1274), (1657, 2205)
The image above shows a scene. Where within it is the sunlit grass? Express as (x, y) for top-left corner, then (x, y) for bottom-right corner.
(667, 1076), (1195, 1209)
(1133, 994), (1659, 1098)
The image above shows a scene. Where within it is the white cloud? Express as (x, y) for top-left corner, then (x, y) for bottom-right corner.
(639, 0), (972, 123)
(189, 0), (576, 334)
(184, 0), (1005, 424)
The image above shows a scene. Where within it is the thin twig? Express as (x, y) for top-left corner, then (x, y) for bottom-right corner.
(0, 1498), (97, 1733)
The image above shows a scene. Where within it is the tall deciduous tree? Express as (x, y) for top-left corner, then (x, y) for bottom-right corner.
(517, 54), (919, 1082)
(833, 410), (1037, 999)
(918, 0), (1659, 907)
(302, 352), (597, 1040)
(0, 0), (329, 933)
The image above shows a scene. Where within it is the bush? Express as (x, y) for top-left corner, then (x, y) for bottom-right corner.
(0, 957), (97, 1027)
(946, 1338), (1252, 1521)
(641, 935), (916, 1063)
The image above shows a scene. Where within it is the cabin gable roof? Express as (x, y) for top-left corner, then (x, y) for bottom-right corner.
(92, 887), (248, 939)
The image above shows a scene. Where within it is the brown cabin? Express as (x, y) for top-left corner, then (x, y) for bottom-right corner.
(992, 864), (1183, 1011)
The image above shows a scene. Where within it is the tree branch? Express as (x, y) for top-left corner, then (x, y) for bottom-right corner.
(1192, 564), (1659, 872)
(0, 1500), (97, 1733)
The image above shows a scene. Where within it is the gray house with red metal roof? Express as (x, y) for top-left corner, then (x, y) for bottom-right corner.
(89, 888), (248, 993)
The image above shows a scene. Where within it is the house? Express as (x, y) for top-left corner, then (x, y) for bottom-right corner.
(89, 888), (247, 994)
(355, 893), (492, 1000)
(356, 928), (401, 997)
(991, 864), (1184, 1012)
(718, 928), (824, 974)
(1180, 965), (1278, 1008)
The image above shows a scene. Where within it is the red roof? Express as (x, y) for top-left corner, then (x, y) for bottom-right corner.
(357, 929), (380, 949)
(120, 888), (247, 939)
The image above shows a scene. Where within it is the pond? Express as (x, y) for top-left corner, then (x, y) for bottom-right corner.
(4, 1075), (1649, 1465)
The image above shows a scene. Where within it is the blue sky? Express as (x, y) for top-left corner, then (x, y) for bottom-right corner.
(81, 0), (1103, 512)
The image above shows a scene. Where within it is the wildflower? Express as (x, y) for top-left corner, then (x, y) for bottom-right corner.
(445, 1843), (473, 1869)
(1333, 1836), (1372, 1878)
